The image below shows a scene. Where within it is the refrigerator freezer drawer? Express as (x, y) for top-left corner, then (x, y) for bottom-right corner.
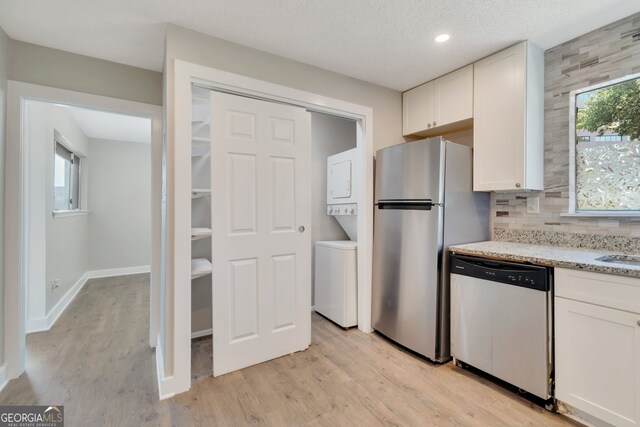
(372, 206), (443, 360)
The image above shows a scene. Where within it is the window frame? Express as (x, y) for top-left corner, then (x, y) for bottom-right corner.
(52, 130), (88, 217)
(567, 72), (640, 218)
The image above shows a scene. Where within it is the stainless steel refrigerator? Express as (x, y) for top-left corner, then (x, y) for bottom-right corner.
(372, 137), (490, 362)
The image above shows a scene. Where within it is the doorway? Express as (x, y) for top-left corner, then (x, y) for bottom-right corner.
(309, 112), (358, 326)
(23, 100), (153, 334)
(4, 81), (163, 382)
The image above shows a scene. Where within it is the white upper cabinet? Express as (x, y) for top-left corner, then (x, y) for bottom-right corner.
(433, 65), (473, 129)
(402, 65), (473, 136)
(473, 41), (544, 191)
(403, 80), (434, 135)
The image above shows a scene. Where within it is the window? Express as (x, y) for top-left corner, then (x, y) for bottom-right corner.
(53, 137), (81, 211)
(594, 134), (622, 142)
(571, 74), (640, 213)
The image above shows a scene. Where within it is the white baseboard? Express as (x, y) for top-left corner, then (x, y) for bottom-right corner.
(26, 265), (151, 334)
(155, 340), (175, 400)
(27, 272), (90, 333)
(0, 363), (8, 394)
(191, 328), (212, 339)
(26, 316), (48, 333)
(86, 265), (150, 279)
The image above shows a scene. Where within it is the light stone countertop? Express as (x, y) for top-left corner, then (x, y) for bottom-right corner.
(449, 241), (640, 279)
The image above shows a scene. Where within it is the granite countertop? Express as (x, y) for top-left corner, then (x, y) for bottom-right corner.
(449, 241), (640, 279)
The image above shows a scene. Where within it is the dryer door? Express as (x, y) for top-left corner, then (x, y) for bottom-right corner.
(329, 160), (351, 199)
(327, 148), (358, 205)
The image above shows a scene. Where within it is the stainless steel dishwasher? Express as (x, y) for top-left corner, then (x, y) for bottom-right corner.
(450, 254), (553, 402)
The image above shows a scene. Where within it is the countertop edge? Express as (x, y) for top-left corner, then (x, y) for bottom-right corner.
(449, 245), (640, 279)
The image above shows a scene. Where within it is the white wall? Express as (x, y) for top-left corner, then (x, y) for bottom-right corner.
(39, 104), (91, 314)
(0, 25), (9, 367)
(26, 100), (92, 324)
(310, 112), (357, 303)
(88, 139), (151, 271)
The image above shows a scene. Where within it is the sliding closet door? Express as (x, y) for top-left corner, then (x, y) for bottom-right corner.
(210, 91), (311, 376)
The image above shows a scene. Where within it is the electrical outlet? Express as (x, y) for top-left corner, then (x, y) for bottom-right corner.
(526, 196), (540, 214)
(51, 279), (60, 291)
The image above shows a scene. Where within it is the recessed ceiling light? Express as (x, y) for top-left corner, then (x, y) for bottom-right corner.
(435, 34), (450, 43)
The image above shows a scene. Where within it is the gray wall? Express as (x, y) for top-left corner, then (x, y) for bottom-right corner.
(42, 105), (91, 313)
(493, 13), (640, 238)
(88, 139), (151, 271)
(165, 25), (403, 152)
(310, 112), (356, 303)
(9, 40), (162, 106)
(0, 25), (8, 366)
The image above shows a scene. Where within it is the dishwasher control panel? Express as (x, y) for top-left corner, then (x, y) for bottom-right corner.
(450, 255), (549, 292)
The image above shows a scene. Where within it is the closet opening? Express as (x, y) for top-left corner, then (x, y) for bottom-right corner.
(187, 84), (364, 383)
(309, 112), (359, 330)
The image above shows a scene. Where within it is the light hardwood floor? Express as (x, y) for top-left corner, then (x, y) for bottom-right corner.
(0, 274), (578, 426)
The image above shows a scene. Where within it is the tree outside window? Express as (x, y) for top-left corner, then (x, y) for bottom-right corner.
(573, 76), (640, 212)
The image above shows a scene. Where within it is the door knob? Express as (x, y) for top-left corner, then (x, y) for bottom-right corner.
(298, 226), (306, 233)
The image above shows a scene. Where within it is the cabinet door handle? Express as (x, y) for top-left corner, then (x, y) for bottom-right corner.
(433, 121), (437, 126)
(515, 182), (521, 188)
(427, 123), (432, 128)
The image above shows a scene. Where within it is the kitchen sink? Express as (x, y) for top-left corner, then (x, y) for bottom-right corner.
(595, 254), (640, 266)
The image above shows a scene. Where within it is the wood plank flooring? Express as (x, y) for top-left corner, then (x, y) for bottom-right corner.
(0, 274), (579, 426)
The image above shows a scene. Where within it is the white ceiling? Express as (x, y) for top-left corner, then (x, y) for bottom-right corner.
(62, 105), (151, 144)
(2, 1), (640, 91)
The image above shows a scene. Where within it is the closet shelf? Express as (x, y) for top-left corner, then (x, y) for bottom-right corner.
(192, 104), (210, 122)
(192, 189), (211, 199)
(192, 143), (210, 157)
(191, 227), (212, 241)
(191, 258), (212, 279)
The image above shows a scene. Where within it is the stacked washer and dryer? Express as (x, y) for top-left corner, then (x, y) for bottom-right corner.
(314, 148), (359, 328)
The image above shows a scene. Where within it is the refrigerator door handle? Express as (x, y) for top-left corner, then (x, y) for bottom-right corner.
(376, 200), (444, 210)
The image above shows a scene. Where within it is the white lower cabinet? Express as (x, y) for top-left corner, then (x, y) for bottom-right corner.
(555, 268), (640, 427)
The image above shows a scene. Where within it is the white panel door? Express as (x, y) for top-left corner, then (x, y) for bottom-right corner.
(210, 91), (311, 376)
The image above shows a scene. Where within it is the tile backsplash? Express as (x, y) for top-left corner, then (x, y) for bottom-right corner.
(494, 229), (640, 254)
(492, 13), (640, 239)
